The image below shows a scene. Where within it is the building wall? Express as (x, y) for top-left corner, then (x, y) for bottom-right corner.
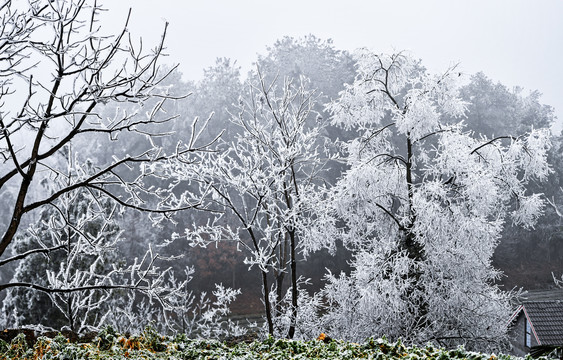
(508, 313), (540, 356)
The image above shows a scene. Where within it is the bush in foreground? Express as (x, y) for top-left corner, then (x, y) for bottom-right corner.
(0, 327), (542, 360)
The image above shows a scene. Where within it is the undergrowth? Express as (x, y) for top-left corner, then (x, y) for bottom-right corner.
(0, 326), (541, 360)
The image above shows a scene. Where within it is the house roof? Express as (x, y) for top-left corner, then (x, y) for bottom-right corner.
(519, 289), (563, 303)
(512, 301), (563, 346)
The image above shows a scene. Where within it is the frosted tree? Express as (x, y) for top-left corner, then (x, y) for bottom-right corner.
(172, 70), (333, 338)
(254, 35), (355, 109)
(2, 143), (120, 332)
(452, 71), (555, 137)
(549, 182), (563, 288)
(1, 132), (196, 333)
(0, 0), (220, 330)
(305, 50), (552, 348)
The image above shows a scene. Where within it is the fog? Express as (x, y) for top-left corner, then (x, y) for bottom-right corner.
(103, 0), (563, 132)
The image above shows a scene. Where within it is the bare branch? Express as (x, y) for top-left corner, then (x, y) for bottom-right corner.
(470, 135), (517, 155)
(0, 244), (65, 267)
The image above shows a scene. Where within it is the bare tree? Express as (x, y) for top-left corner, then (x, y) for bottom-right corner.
(0, 0), (216, 326)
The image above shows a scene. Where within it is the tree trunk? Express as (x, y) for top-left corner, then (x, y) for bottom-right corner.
(67, 296), (75, 334)
(287, 229), (298, 339)
(274, 232), (288, 320)
(261, 270), (274, 336)
(0, 177), (31, 258)
(1, 114), (51, 258)
(403, 133), (428, 331)
(275, 271), (285, 317)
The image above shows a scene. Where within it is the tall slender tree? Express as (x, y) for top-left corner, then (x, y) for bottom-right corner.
(175, 70), (333, 338)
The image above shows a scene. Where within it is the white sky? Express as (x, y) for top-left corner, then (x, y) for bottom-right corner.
(104, 0), (563, 132)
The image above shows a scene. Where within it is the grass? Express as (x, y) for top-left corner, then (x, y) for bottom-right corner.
(0, 326), (535, 360)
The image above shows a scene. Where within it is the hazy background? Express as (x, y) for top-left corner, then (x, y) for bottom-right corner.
(104, 0), (563, 133)
(1, 0), (561, 337)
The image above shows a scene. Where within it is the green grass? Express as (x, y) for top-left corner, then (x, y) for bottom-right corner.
(0, 327), (532, 360)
